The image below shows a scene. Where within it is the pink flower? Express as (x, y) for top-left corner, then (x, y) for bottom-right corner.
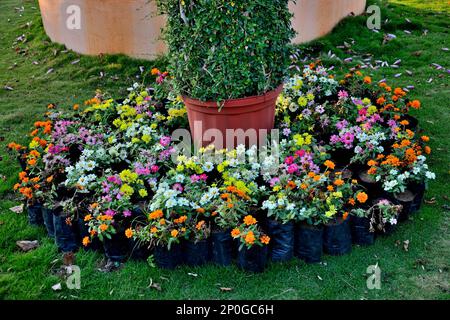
(338, 90), (348, 99)
(150, 165), (159, 173)
(105, 209), (116, 217)
(284, 156), (294, 165)
(295, 149), (306, 158)
(160, 136), (171, 147)
(287, 163), (299, 174)
(173, 183), (183, 192)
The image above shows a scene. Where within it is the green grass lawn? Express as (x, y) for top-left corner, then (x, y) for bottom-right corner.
(0, 0), (449, 300)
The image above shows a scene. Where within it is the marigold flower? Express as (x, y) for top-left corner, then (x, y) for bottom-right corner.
(342, 212), (349, 220)
(243, 215), (257, 226)
(363, 76), (372, 84)
(324, 160), (335, 170)
(245, 231), (255, 245)
(300, 183), (308, 190)
(348, 198), (356, 206)
(19, 171), (27, 180)
(151, 68), (160, 75)
(82, 237), (90, 247)
(334, 179), (344, 186)
(220, 193), (230, 200)
(327, 185), (334, 191)
(196, 220), (205, 230)
(84, 214), (92, 222)
(356, 192), (368, 204)
(368, 167), (377, 175)
(28, 158), (37, 166)
(125, 228), (133, 238)
(286, 181), (296, 190)
(46, 175), (53, 183)
(150, 227), (158, 233)
(196, 208), (205, 214)
(231, 228), (240, 238)
(260, 235), (270, 245)
(421, 136), (430, 142)
(149, 209), (163, 220)
(410, 100), (421, 109)
(99, 224), (108, 232)
(171, 229), (179, 238)
(424, 146), (431, 154)
(159, 218), (166, 225)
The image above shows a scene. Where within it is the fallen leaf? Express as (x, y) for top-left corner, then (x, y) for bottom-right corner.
(46, 68), (54, 75)
(147, 279), (162, 291)
(424, 197), (436, 205)
(52, 283), (62, 291)
(317, 275), (323, 281)
(71, 59), (80, 65)
(188, 272), (198, 277)
(109, 289), (114, 295)
(3, 86), (14, 91)
(220, 287), (233, 292)
(403, 240), (410, 252)
(16, 240), (39, 252)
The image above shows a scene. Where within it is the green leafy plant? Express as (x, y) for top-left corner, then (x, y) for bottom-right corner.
(156, 0), (295, 102)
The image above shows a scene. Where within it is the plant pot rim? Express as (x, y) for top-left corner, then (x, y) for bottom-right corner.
(182, 84), (283, 110)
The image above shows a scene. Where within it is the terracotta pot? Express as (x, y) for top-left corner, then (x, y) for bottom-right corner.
(183, 85), (283, 148)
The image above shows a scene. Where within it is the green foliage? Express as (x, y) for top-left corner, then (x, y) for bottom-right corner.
(157, 0), (296, 101)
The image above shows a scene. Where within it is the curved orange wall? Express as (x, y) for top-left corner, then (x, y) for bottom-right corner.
(38, 0), (366, 60)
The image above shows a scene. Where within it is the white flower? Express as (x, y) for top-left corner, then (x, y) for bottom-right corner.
(202, 161), (214, 172)
(286, 203), (296, 211)
(425, 171), (436, 180)
(389, 217), (398, 225)
(383, 180), (398, 191)
(165, 198), (177, 208)
(262, 200), (276, 210)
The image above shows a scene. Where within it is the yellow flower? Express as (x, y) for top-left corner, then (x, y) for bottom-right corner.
(120, 184), (134, 197)
(138, 189), (148, 198)
(297, 96), (308, 107)
(306, 93), (315, 101)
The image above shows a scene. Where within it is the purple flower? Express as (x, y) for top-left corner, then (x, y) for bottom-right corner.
(123, 210), (132, 217)
(330, 135), (340, 144)
(336, 120), (348, 130)
(315, 105), (325, 114)
(269, 177), (280, 187)
(302, 108), (312, 118)
(342, 132), (355, 148)
(105, 209), (116, 217)
(283, 128), (291, 137)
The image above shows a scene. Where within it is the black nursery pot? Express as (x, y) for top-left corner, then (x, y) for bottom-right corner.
(27, 203), (44, 226)
(41, 207), (55, 238)
(53, 213), (79, 253)
(211, 230), (234, 266)
(154, 244), (183, 270)
(266, 219), (294, 262)
(385, 190), (416, 222)
(103, 232), (130, 262)
(358, 170), (383, 199)
(350, 215), (375, 246)
(128, 239), (152, 261)
(323, 218), (352, 256)
(294, 223), (323, 263)
(237, 245), (268, 273)
(409, 182), (426, 213)
(183, 239), (211, 267)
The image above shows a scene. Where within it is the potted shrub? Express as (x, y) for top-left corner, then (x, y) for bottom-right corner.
(232, 215), (270, 273)
(368, 199), (403, 235)
(157, 0), (295, 147)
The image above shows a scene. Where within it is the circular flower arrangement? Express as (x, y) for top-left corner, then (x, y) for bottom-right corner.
(8, 63), (435, 272)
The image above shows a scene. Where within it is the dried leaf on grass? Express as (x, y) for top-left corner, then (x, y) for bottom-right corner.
(16, 240), (39, 252)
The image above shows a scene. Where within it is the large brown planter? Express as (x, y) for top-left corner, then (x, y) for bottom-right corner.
(183, 85), (283, 149)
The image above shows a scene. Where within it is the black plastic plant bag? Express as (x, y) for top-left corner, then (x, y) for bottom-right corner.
(102, 232), (130, 262)
(294, 223), (323, 263)
(41, 207), (55, 238)
(128, 239), (152, 261)
(154, 243), (182, 269)
(27, 203), (44, 226)
(211, 230), (233, 266)
(266, 219), (294, 262)
(77, 217), (102, 252)
(183, 239), (210, 266)
(323, 218), (352, 255)
(237, 245), (268, 273)
(350, 215), (375, 246)
(53, 213), (79, 253)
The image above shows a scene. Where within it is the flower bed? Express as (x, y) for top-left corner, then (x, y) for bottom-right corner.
(8, 63), (435, 273)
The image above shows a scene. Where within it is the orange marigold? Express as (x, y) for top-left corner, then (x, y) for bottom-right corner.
(171, 229), (179, 238)
(82, 237), (90, 247)
(243, 215), (257, 226)
(324, 160), (335, 170)
(260, 235), (270, 245)
(356, 192), (368, 204)
(244, 231), (255, 245)
(125, 228), (134, 238)
(231, 228), (240, 238)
